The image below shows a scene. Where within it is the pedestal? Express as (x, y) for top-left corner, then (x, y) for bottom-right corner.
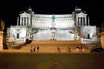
(101, 32), (104, 48)
(0, 31), (4, 50)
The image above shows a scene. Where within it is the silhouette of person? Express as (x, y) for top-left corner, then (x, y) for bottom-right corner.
(30, 46), (33, 53)
(68, 47), (71, 53)
(76, 47), (79, 52)
(57, 47), (60, 53)
(33, 46), (35, 53)
(37, 46), (39, 52)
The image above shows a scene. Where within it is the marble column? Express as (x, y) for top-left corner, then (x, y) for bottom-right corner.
(27, 17), (29, 26)
(77, 17), (79, 26)
(83, 17), (85, 26)
(21, 17), (23, 26)
(29, 17), (31, 26)
(23, 17), (24, 26)
(82, 17), (85, 26)
(81, 17), (83, 26)
(20, 17), (22, 26)
(76, 16), (78, 26)
(17, 17), (19, 26)
(88, 17), (90, 26)
(79, 17), (81, 26)
(78, 17), (79, 26)
(78, 17), (80, 26)
(26, 17), (27, 26)
(85, 17), (87, 26)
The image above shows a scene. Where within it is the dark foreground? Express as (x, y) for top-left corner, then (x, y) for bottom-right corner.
(0, 53), (104, 69)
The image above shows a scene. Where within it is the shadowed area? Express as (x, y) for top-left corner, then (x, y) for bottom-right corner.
(0, 53), (104, 69)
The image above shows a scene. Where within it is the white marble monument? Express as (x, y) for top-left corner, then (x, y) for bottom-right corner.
(7, 7), (97, 44)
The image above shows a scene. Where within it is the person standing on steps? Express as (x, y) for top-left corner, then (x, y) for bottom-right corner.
(68, 47), (71, 53)
(57, 47), (60, 53)
(30, 45), (33, 53)
(33, 46), (35, 53)
(37, 46), (39, 52)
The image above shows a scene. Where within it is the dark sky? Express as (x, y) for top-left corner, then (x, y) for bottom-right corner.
(0, 0), (104, 30)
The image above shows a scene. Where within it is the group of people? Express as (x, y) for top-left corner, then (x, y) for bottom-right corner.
(30, 46), (85, 53)
(76, 47), (85, 52)
(30, 45), (39, 53)
(57, 47), (71, 53)
(57, 47), (85, 53)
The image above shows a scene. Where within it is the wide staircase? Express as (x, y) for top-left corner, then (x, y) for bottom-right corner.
(18, 40), (91, 53)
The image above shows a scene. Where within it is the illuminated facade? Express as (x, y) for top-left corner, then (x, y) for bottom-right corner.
(7, 8), (97, 44)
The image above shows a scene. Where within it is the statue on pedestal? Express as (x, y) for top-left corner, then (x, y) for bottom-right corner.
(51, 14), (56, 28)
(0, 20), (5, 31)
(0, 19), (5, 50)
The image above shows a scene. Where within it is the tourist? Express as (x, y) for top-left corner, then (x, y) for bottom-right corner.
(37, 46), (39, 52)
(82, 47), (85, 52)
(57, 47), (60, 53)
(76, 47), (79, 52)
(30, 46), (33, 53)
(68, 47), (71, 53)
(33, 46), (35, 53)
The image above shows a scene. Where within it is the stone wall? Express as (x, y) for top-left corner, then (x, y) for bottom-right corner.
(80, 26), (97, 40)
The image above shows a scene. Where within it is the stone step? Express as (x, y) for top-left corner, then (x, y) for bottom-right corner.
(18, 40), (91, 53)
(20, 44), (90, 50)
(31, 40), (81, 45)
(21, 47), (90, 53)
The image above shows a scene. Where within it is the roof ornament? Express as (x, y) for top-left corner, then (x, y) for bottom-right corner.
(28, 6), (32, 11)
(75, 6), (81, 11)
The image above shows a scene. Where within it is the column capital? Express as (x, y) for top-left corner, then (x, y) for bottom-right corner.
(85, 17), (87, 26)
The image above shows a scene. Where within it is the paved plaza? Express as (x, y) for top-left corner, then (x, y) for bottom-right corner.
(0, 53), (104, 69)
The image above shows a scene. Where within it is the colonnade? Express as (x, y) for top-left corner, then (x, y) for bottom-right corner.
(76, 12), (90, 26)
(17, 16), (31, 26)
(76, 16), (90, 26)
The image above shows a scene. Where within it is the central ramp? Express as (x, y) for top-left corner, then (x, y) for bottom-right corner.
(33, 30), (75, 40)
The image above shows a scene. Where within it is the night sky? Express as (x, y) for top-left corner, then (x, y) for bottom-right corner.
(0, 0), (104, 30)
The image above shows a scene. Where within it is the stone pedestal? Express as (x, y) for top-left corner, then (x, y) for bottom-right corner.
(0, 31), (4, 50)
(101, 32), (104, 48)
